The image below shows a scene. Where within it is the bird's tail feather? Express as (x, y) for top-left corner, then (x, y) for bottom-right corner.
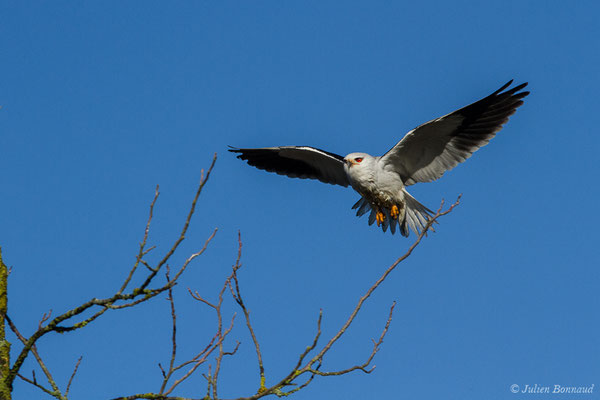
(401, 190), (434, 236)
(351, 191), (434, 237)
(352, 197), (371, 217)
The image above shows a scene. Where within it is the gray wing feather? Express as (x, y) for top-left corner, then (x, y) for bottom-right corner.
(229, 146), (349, 187)
(380, 80), (529, 185)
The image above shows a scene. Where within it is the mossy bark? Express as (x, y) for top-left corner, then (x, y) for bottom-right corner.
(0, 247), (11, 400)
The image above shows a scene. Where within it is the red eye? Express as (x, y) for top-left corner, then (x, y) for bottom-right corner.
(355, 157), (363, 163)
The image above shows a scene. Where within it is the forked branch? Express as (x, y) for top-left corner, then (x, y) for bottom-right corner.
(6, 154), (218, 394)
(229, 196), (461, 400)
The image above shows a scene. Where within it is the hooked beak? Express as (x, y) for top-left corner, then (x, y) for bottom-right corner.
(344, 158), (355, 166)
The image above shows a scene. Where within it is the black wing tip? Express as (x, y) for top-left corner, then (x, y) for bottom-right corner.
(497, 80), (529, 95)
(496, 79), (514, 93)
(513, 81), (529, 90)
(228, 147), (246, 160)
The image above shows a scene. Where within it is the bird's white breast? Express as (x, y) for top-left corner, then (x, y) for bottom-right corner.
(345, 157), (405, 206)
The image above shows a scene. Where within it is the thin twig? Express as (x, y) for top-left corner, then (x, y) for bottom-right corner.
(306, 301), (396, 376)
(65, 356), (83, 396)
(164, 314), (236, 397)
(158, 267), (178, 394)
(16, 373), (56, 397)
(119, 185), (160, 294)
(140, 154), (217, 291)
(208, 263), (236, 400)
(228, 232), (266, 392)
(292, 310), (322, 371)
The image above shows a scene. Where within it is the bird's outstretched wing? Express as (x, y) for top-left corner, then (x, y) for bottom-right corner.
(229, 146), (350, 187)
(380, 80), (529, 185)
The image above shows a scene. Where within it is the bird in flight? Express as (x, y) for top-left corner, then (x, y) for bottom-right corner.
(230, 80), (529, 236)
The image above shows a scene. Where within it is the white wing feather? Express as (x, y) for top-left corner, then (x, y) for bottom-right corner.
(380, 81), (529, 185)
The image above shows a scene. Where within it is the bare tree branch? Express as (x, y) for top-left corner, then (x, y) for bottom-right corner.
(5, 154), (218, 391)
(119, 185), (160, 294)
(199, 267), (236, 399)
(135, 251), (243, 399)
(307, 197), (460, 369)
(139, 155), (217, 291)
(227, 232), (266, 393)
(165, 314), (235, 397)
(16, 373), (56, 398)
(111, 395), (201, 400)
(158, 268), (178, 394)
(228, 196), (461, 400)
(65, 356), (82, 397)
(8, 316), (64, 399)
(305, 301), (396, 376)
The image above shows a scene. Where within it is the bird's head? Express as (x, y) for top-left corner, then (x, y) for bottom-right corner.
(344, 152), (377, 180)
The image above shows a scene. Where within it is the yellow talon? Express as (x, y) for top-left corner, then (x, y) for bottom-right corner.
(376, 211), (385, 226)
(391, 205), (399, 220)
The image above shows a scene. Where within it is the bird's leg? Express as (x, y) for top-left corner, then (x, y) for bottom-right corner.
(390, 205), (400, 220)
(376, 210), (386, 226)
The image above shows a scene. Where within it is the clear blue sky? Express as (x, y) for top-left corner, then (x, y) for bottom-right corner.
(1, 1), (599, 399)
